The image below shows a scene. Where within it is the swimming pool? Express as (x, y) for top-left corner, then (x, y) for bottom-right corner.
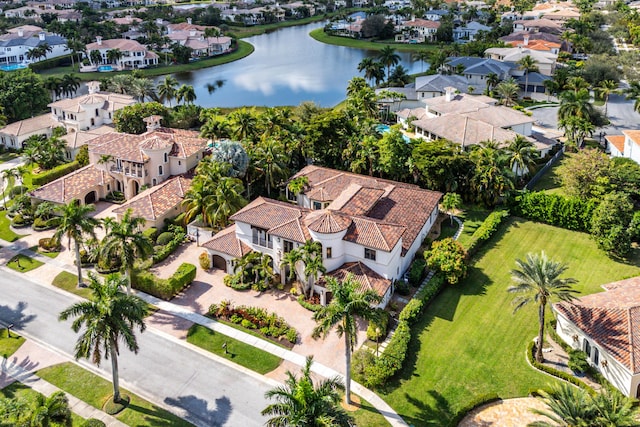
(0, 64), (27, 71)
(376, 124), (411, 143)
(98, 65), (114, 72)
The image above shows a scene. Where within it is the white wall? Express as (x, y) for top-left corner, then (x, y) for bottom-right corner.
(510, 122), (533, 136)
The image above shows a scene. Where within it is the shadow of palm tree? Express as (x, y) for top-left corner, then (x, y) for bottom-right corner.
(402, 390), (453, 426)
(0, 301), (36, 329)
(164, 394), (232, 427)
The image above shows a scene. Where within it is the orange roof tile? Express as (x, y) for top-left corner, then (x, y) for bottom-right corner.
(28, 165), (112, 204)
(319, 262), (392, 297)
(606, 135), (625, 154)
(113, 176), (191, 221)
(202, 224), (253, 258)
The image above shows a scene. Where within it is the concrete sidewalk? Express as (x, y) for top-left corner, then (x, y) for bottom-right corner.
(0, 236), (409, 427)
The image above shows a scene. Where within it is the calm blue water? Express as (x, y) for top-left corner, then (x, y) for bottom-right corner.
(98, 65), (114, 72)
(0, 64), (27, 71)
(163, 21), (426, 108)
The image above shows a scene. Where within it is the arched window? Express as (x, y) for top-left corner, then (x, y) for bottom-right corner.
(158, 165), (163, 176)
(164, 152), (168, 163)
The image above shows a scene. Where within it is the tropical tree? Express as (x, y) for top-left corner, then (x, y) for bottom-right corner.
(412, 50), (430, 72)
(89, 49), (102, 66)
(312, 274), (381, 404)
(208, 176), (247, 229)
(558, 88), (595, 121)
(130, 77), (157, 102)
(469, 142), (514, 207)
(357, 57), (384, 86)
(0, 390), (72, 427)
(227, 108), (258, 142)
(156, 76), (178, 107)
(176, 84), (197, 105)
(506, 135), (538, 179)
(66, 38), (85, 71)
(287, 176), (309, 200)
(517, 55), (539, 98)
(255, 137), (288, 196)
(1, 167), (20, 208)
(100, 209), (153, 295)
(485, 72), (500, 95)
(508, 252), (579, 363)
(494, 78), (520, 106)
(280, 248), (304, 284)
(441, 192), (462, 225)
(106, 48), (123, 66)
(59, 273), (148, 404)
(262, 355), (353, 427)
(61, 74), (81, 98)
(53, 200), (100, 287)
(624, 80), (640, 113)
(596, 79), (618, 116)
(377, 46), (400, 84)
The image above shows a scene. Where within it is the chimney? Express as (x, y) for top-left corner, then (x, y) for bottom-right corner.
(187, 17), (192, 24)
(189, 29), (197, 37)
(156, 18), (163, 25)
(143, 115), (163, 132)
(96, 36), (102, 46)
(523, 35), (529, 46)
(87, 81), (100, 94)
(17, 28), (24, 37)
(445, 86), (455, 102)
(38, 32), (45, 41)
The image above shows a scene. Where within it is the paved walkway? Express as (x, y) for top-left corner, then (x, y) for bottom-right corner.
(0, 229), (409, 427)
(458, 397), (549, 426)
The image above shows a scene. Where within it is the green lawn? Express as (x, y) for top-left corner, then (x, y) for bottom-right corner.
(0, 328), (25, 358)
(309, 28), (438, 53)
(0, 152), (19, 163)
(30, 245), (60, 259)
(437, 218), (459, 241)
(455, 206), (491, 249)
(382, 218), (640, 425)
(52, 271), (94, 300)
(531, 153), (569, 194)
(0, 211), (26, 242)
(186, 324), (282, 375)
(7, 254), (43, 273)
(351, 396), (391, 426)
(0, 382), (86, 426)
(37, 363), (193, 426)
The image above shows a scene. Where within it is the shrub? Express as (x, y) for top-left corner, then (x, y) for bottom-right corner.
(351, 348), (376, 384)
(131, 263), (196, 300)
(285, 328), (297, 344)
(38, 237), (61, 252)
(297, 295), (322, 312)
(395, 279), (410, 296)
(152, 227), (186, 264)
(466, 210), (509, 255)
(32, 161), (81, 186)
(366, 309), (390, 342)
(143, 227), (158, 241)
(199, 252), (211, 270)
(408, 258), (426, 286)
(568, 349), (590, 373)
(241, 319), (256, 329)
(82, 420), (106, 427)
(514, 191), (598, 232)
(224, 273), (251, 290)
(365, 321), (411, 388)
(425, 238), (467, 285)
(156, 232), (174, 246)
(11, 214), (25, 226)
(10, 185), (26, 197)
(398, 298), (423, 324)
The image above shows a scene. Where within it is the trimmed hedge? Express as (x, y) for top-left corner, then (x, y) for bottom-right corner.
(467, 210), (509, 255)
(33, 216), (61, 230)
(143, 227), (158, 241)
(32, 161), (81, 186)
(152, 228), (186, 264)
(81, 420), (106, 427)
(408, 258), (426, 286)
(514, 192), (598, 232)
(297, 294), (322, 312)
(156, 231), (174, 246)
(132, 263), (196, 300)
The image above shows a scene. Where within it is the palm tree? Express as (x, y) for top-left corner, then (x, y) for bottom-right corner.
(176, 84), (197, 105)
(44, 76), (63, 101)
(357, 57), (384, 86)
(506, 135), (537, 179)
(130, 77), (157, 102)
(228, 108), (258, 142)
(624, 80), (640, 113)
(312, 274), (381, 404)
(508, 251), (578, 363)
(280, 248), (303, 284)
(1, 168), (20, 209)
(100, 209), (154, 295)
(157, 76), (178, 107)
(262, 355), (353, 427)
(517, 55), (539, 98)
(181, 178), (213, 226)
(61, 74), (81, 98)
(485, 72), (500, 95)
(255, 137), (287, 197)
(207, 176), (247, 229)
(66, 38), (85, 71)
(377, 46), (400, 85)
(287, 176), (309, 200)
(89, 49), (102, 66)
(59, 273), (148, 404)
(596, 80), (618, 117)
(469, 143), (514, 207)
(106, 49), (123, 66)
(441, 192), (462, 225)
(558, 89), (595, 122)
(412, 50), (430, 72)
(53, 200), (100, 287)
(494, 78), (520, 106)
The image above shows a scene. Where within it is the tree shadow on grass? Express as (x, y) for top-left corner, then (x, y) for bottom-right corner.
(164, 394), (232, 427)
(401, 390), (454, 427)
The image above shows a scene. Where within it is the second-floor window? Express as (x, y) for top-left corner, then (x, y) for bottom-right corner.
(158, 165), (163, 175)
(283, 240), (294, 253)
(95, 108), (99, 117)
(164, 153), (168, 163)
(364, 248), (376, 261)
(326, 247), (332, 259)
(252, 227), (273, 249)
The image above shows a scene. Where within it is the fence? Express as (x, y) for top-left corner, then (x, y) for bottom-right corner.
(525, 145), (565, 191)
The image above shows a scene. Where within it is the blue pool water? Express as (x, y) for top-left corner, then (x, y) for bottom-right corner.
(0, 64), (27, 71)
(98, 65), (114, 72)
(376, 124), (411, 143)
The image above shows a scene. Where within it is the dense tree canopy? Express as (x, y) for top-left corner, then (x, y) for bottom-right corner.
(0, 69), (50, 123)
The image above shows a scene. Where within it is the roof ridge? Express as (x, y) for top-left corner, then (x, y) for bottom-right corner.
(628, 308), (635, 372)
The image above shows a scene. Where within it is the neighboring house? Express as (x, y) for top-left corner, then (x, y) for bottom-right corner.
(453, 21), (491, 42)
(444, 56), (517, 85)
(554, 277), (640, 397)
(395, 18), (440, 43)
(606, 131), (640, 164)
(0, 114), (59, 149)
(512, 18), (564, 35)
(203, 166), (442, 308)
(424, 9), (451, 21)
(415, 74), (474, 98)
(500, 31), (570, 53)
(166, 27), (232, 57)
(29, 164), (115, 206)
(48, 82), (137, 132)
(0, 27), (68, 65)
(113, 175), (192, 229)
(85, 37), (159, 69)
(60, 125), (115, 161)
(485, 47), (557, 76)
(515, 71), (551, 94)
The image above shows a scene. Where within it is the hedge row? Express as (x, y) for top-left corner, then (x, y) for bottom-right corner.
(356, 273), (447, 388)
(297, 295), (322, 312)
(32, 161), (81, 187)
(467, 210), (509, 256)
(514, 192), (598, 232)
(132, 263), (196, 300)
(407, 258), (426, 286)
(526, 340), (596, 395)
(152, 228), (186, 264)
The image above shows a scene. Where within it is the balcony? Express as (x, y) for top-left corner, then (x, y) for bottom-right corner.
(252, 236), (273, 249)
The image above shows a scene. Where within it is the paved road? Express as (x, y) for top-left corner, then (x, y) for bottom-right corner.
(0, 271), (271, 427)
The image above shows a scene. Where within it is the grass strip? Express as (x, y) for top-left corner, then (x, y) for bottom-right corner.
(0, 211), (26, 242)
(186, 324), (282, 375)
(0, 328), (25, 358)
(7, 254), (43, 273)
(52, 271), (93, 300)
(37, 362), (193, 426)
(29, 245), (60, 259)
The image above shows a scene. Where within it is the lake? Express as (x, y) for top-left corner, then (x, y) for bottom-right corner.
(164, 21), (426, 108)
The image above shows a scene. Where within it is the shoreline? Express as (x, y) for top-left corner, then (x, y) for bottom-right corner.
(308, 28), (437, 53)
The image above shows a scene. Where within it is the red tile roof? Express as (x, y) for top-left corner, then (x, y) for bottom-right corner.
(230, 197), (309, 231)
(305, 210), (352, 234)
(202, 224), (253, 258)
(606, 135), (625, 154)
(555, 277), (640, 373)
(319, 262), (392, 297)
(28, 165), (112, 204)
(113, 176), (191, 221)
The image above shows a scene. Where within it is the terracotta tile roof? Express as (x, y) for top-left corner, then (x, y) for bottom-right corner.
(554, 277), (640, 374)
(344, 216), (405, 251)
(413, 114), (520, 148)
(86, 38), (147, 51)
(623, 130), (640, 146)
(202, 224), (253, 258)
(318, 262), (392, 297)
(606, 135), (625, 154)
(230, 197), (309, 231)
(328, 184), (385, 216)
(60, 125), (115, 150)
(48, 92), (136, 113)
(305, 210), (352, 234)
(113, 176), (192, 221)
(269, 217), (311, 243)
(29, 165), (112, 204)
(0, 114), (58, 137)
(401, 18), (440, 28)
(462, 106), (536, 128)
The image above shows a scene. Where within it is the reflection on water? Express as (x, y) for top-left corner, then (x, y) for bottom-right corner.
(162, 21), (423, 108)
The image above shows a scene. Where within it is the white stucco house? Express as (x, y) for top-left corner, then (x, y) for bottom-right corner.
(0, 26), (69, 65)
(606, 131), (640, 164)
(203, 166), (442, 308)
(554, 277), (640, 397)
(85, 37), (159, 69)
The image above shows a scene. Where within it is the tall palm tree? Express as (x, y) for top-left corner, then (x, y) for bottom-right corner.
(66, 38), (85, 71)
(176, 84), (197, 105)
(517, 55), (539, 98)
(508, 251), (578, 363)
(412, 50), (430, 73)
(312, 274), (381, 404)
(485, 72), (500, 95)
(44, 76), (63, 101)
(357, 57), (384, 86)
(228, 108), (258, 142)
(130, 77), (157, 102)
(624, 80), (640, 113)
(59, 273), (148, 404)
(377, 46), (400, 85)
(441, 192), (462, 225)
(61, 74), (81, 98)
(506, 135), (537, 179)
(207, 176), (247, 229)
(596, 80), (618, 117)
(280, 248), (303, 284)
(255, 137), (287, 197)
(100, 209), (154, 295)
(494, 78), (520, 106)
(1, 168), (20, 208)
(106, 49), (123, 66)
(181, 178), (213, 226)
(53, 200), (100, 287)
(157, 76), (178, 107)
(558, 88), (595, 122)
(262, 355), (353, 427)
(89, 49), (102, 66)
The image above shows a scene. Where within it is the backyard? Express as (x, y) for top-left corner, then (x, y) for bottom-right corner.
(381, 218), (640, 425)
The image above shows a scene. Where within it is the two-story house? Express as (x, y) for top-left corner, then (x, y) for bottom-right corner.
(203, 166), (442, 308)
(395, 18), (440, 43)
(606, 130), (640, 164)
(85, 37), (158, 69)
(0, 26), (68, 65)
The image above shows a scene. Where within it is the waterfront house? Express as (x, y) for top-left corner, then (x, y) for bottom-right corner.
(85, 37), (159, 69)
(395, 18), (440, 43)
(453, 21), (491, 42)
(485, 47), (558, 76)
(0, 26), (68, 65)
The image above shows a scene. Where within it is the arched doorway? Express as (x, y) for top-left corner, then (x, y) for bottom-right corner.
(212, 255), (226, 270)
(84, 191), (97, 204)
(132, 181), (140, 196)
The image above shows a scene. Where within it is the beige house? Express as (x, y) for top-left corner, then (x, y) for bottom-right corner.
(0, 114), (59, 149)
(85, 37), (159, 69)
(485, 47), (558, 76)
